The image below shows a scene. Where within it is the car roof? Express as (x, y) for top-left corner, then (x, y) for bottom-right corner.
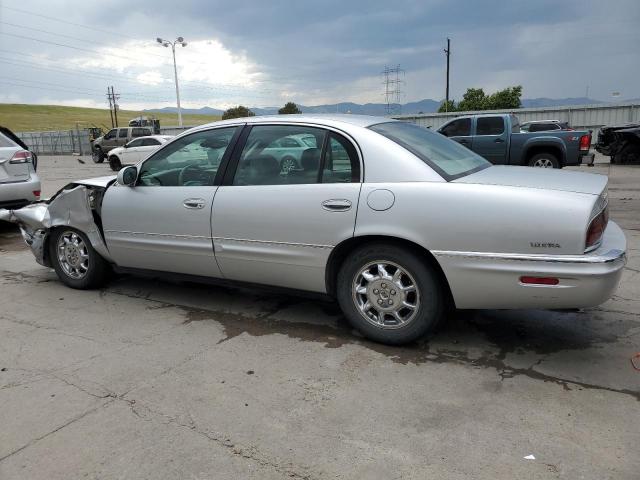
(521, 120), (562, 124)
(196, 114), (396, 130)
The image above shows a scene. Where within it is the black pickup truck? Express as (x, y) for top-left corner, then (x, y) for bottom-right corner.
(438, 113), (593, 168)
(595, 122), (640, 164)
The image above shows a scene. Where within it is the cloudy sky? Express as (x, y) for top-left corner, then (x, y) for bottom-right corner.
(0, 0), (639, 110)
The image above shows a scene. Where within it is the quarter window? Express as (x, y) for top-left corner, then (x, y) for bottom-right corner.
(138, 127), (238, 187)
(232, 125), (327, 186)
(440, 118), (471, 137)
(476, 117), (505, 136)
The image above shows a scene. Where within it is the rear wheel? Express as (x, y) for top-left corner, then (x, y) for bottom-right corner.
(109, 155), (122, 171)
(616, 144), (640, 164)
(92, 147), (105, 164)
(336, 243), (444, 345)
(49, 228), (110, 289)
(280, 156), (297, 173)
(528, 152), (560, 168)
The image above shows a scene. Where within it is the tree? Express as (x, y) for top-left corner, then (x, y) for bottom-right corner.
(278, 102), (302, 114)
(442, 86), (523, 112)
(456, 88), (487, 112)
(437, 100), (456, 113)
(483, 85), (522, 110)
(222, 105), (255, 120)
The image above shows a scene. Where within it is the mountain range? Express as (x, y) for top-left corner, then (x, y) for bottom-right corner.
(145, 97), (610, 117)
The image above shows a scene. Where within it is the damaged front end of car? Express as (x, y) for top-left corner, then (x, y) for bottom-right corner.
(0, 178), (115, 267)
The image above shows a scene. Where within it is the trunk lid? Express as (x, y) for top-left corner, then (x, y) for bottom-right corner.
(454, 165), (607, 195)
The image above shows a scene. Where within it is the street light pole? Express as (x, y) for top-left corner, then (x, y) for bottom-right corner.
(157, 36), (187, 127)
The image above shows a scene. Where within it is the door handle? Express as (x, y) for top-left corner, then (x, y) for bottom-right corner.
(322, 199), (352, 212)
(494, 138), (505, 143)
(458, 139), (469, 144)
(183, 198), (206, 209)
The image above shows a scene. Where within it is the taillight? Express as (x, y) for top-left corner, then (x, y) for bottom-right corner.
(579, 134), (591, 151)
(9, 150), (32, 164)
(585, 206), (609, 251)
(33, 190), (41, 199)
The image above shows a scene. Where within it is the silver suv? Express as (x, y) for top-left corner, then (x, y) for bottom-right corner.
(0, 131), (41, 210)
(91, 126), (153, 164)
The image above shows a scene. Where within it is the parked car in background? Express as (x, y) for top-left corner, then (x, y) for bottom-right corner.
(91, 126), (154, 164)
(520, 120), (573, 132)
(1, 115), (625, 345)
(595, 122), (640, 164)
(107, 135), (174, 171)
(1, 125), (38, 170)
(438, 113), (593, 168)
(0, 130), (40, 211)
(262, 133), (319, 172)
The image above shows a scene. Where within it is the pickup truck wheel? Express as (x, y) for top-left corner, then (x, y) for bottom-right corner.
(49, 228), (110, 289)
(337, 243), (444, 345)
(92, 147), (105, 164)
(528, 153), (560, 168)
(109, 155), (122, 171)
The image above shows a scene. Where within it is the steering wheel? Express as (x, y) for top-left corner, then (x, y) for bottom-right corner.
(178, 164), (209, 186)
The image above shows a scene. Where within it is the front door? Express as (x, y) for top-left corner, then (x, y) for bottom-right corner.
(102, 126), (241, 277)
(471, 116), (508, 164)
(211, 124), (362, 293)
(438, 117), (473, 149)
(119, 138), (145, 165)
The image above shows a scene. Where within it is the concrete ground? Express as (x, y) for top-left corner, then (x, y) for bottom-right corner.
(0, 154), (638, 479)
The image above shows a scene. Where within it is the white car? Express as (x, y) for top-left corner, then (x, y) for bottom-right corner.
(107, 135), (173, 171)
(0, 131), (40, 210)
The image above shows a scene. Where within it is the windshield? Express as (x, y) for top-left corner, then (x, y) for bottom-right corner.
(369, 122), (490, 180)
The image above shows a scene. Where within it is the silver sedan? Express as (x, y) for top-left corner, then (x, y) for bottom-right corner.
(0, 115), (626, 345)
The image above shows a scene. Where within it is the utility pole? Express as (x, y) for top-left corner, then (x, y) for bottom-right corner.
(106, 87), (114, 128)
(110, 86), (120, 127)
(444, 38), (451, 112)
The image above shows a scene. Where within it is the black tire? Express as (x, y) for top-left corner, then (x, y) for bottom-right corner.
(49, 228), (110, 289)
(616, 144), (640, 164)
(92, 147), (105, 164)
(108, 155), (122, 171)
(31, 152), (38, 171)
(528, 152), (560, 168)
(336, 243), (444, 345)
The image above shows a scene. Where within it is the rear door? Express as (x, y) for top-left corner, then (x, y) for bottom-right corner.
(471, 116), (508, 164)
(438, 117), (473, 149)
(211, 124), (362, 293)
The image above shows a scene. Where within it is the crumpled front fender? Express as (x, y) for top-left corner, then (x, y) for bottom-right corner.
(0, 185), (112, 267)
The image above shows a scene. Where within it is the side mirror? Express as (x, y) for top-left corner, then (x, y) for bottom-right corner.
(117, 166), (137, 186)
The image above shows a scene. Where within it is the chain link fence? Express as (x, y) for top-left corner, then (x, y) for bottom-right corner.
(15, 129), (92, 155)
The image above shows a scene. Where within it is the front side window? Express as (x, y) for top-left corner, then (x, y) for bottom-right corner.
(118, 129), (129, 138)
(439, 118), (471, 137)
(141, 138), (160, 146)
(104, 129), (117, 140)
(476, 117), (505, 136)
(232, 125), (327, 186)
(370, 122), (490, 181)
(126, 138), (144, 148)
(138, 127), (238, 186)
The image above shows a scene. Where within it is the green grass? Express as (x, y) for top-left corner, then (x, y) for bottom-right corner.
(0, 103), (221, 132)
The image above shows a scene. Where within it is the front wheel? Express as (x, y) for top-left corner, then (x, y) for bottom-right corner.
(109, 155), (122, 171)
(336, 243), (444, 345)
(528, 152), (560, 168)
(92, 147), (105, 163)
(49, 228), (110, 289)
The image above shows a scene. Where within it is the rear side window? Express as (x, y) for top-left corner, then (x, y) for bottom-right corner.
(440, 118), (471, 137)
(132, 128), (149, 137)
(476, 117), (505, 136)
(0, 132), (17, 148)
(118, 129), (129, 138)
(321, 133), (359, 183)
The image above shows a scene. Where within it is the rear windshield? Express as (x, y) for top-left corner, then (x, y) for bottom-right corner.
(0, 132), (18, 148)
(369, 122), (490, 180)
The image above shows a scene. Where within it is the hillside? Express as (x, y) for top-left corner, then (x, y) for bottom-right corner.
(0, 104), (221, 132)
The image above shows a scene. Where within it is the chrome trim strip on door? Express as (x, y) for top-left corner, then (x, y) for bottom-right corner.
(104, 230), (334, 249)
(432, 249), (626, 264)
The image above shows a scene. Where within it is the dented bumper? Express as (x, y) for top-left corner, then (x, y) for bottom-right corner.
(0, 185), (112, 267)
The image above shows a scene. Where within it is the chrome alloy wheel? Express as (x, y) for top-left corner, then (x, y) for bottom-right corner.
(56, 231), (90, 279)
(352, 261), (420, 329)
(532, 158), (554, 168)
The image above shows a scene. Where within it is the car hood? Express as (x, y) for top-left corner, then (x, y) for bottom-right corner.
(454, 165), (607, 195)
(74, 175), (117, 188)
